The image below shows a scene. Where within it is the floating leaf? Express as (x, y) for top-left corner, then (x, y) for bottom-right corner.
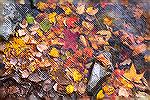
(37, 1), (48, 10)
(37, 43), (48, 52)
(66, 17), (78, 28)
(82, 21), (94, 30)
(96, 54), (111, 67)
(62, 6), (72, 15)
(80, 35), (88, 47)
(96, 30), (112, 41)
(132, 44), (147, 56)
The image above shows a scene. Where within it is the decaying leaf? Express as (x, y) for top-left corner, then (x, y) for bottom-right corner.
(118, 87), (129, 97)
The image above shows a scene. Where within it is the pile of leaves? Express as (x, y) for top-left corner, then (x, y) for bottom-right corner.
(0, 0), (150, 100)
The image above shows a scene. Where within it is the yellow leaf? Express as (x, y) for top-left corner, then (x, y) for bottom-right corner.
(96, 30), (112, 41)
(86, 7), (98, 15)
(36, 29), (43, 37)
(72, 70), (82, 82)
(120, 78), (134, 88)
(96, 90), (105, 100)
(66, 84), (74, 94)
(103, 16), (113, 26)
(48, 12), (57, 23)
(37, 1), (48, 10)
(123, 63), (144, 83)
(49, 48), (59, 57)
(102, 85), (115, 95)
(28, 62), (36, 72)
(64, 7), (72, 15)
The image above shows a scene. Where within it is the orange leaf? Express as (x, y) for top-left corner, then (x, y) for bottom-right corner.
(96, 54), (111, 66)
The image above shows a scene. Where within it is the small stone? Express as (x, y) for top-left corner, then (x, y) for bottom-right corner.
(43, 79), (52, 91)
(8, 86), (20, 94)
(87, 63), (108, 94)
(19, 19), (28, 28)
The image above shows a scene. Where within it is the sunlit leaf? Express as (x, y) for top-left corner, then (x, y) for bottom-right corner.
(123, 63), (144, 83)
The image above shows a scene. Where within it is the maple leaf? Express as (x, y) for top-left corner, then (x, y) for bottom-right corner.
(60, 29), (79, 52)
(123, 63), (144, 83)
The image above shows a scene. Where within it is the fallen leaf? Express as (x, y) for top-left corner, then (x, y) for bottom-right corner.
(86, 7), (98, 15)
(66, 17), (78, 28)
(103, 16), (113, 26)
(37, 43), (48, 52)
(72, 69), (82, 82)
(80, 35), (88, 47)
(123, 63), (144, 83)
(132, 44), (147, 56)
(48, 12), (57, 23)
(37, 1), (48, 10)
(60, 29), (79, 52)
(96, 90), (105, 99)
(76, 3), (85, 14)
(118, 87), (129, 97)
(66, 84), (74, 94)
(96, 54), (111, 67)
(96, 30), (112, 41)
(102, 85), (115, 95)
(49, 48), (60, 57)
(64, 7), (72, 15)
(82, 21), (94, 30)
